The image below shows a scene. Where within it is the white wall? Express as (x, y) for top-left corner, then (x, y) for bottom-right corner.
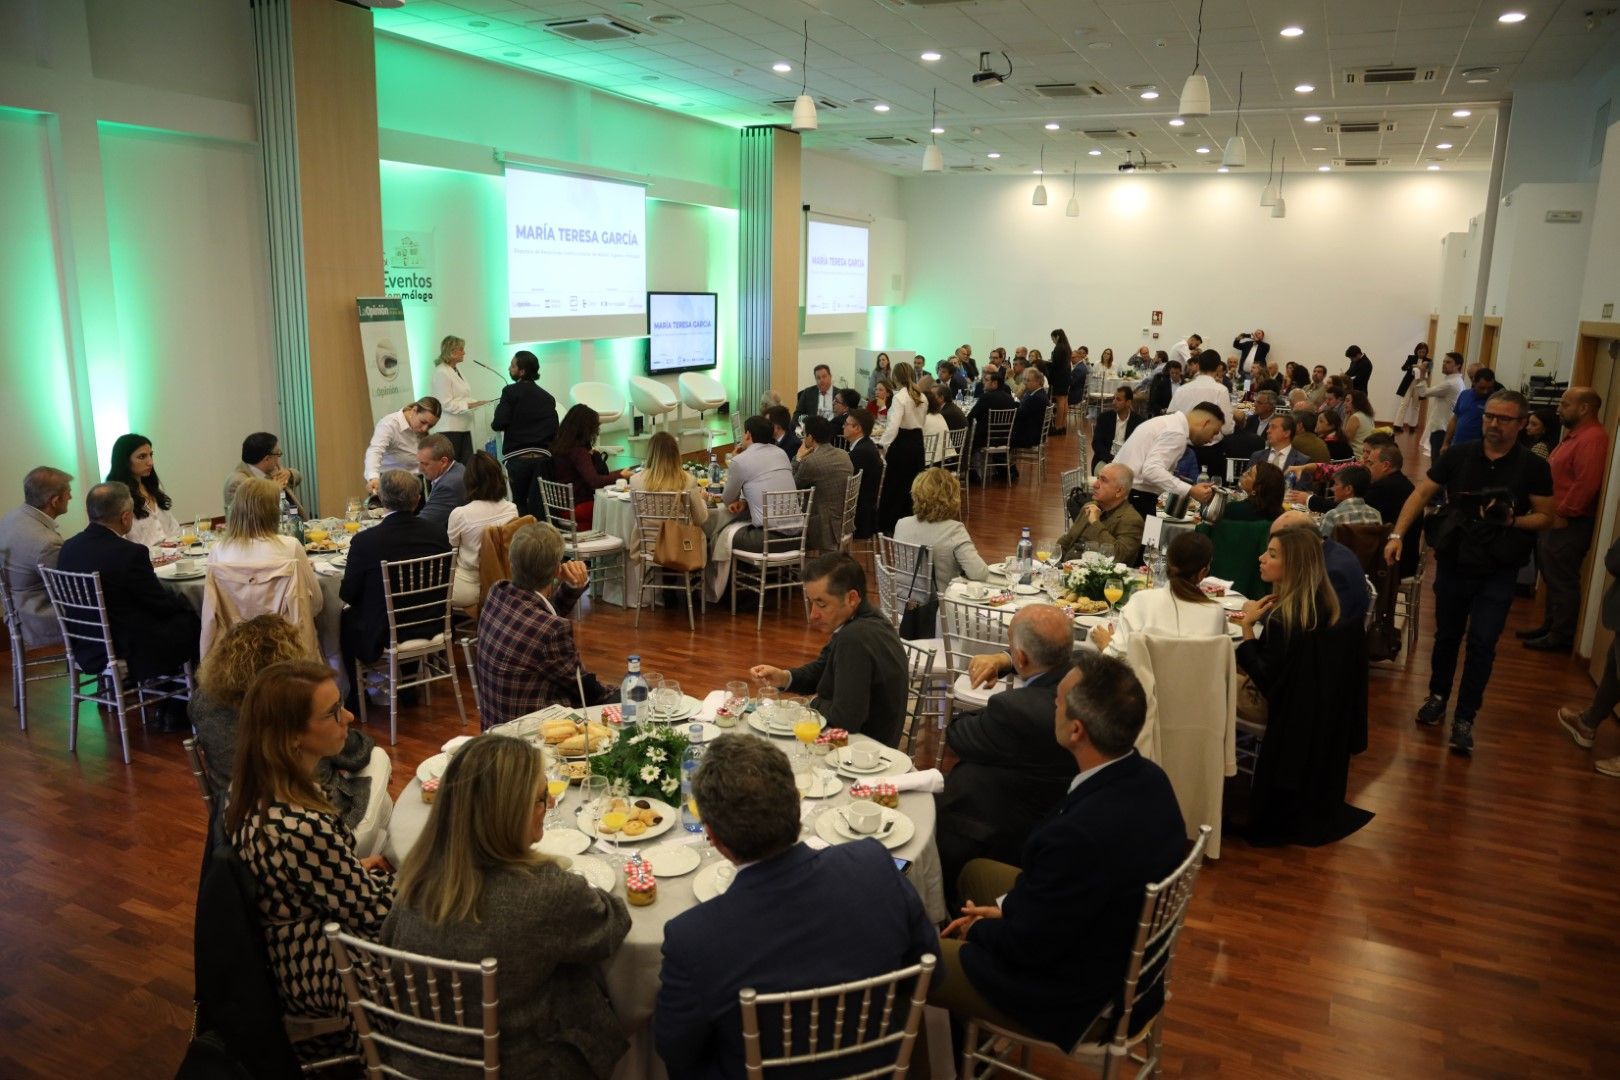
(1484, 183), (1597, 386)
(1580, 119), (1620, 322)
(1436, 231), (1471, 349)
(894, 170), (1488, 418)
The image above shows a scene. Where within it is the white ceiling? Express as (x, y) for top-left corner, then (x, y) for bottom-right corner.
(374, 0), (1620, 175)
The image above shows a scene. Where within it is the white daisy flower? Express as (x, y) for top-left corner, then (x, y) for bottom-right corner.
(640, 765), (660, 783)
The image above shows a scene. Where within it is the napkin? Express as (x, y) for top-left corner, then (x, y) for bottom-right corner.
(695, 689), (728, 722)
(888, 769), (944, 794)
(441, 735), (474, 755)
(313, 560), (343, 577)
(1199, 575), (1235, 594)
(1141, 515), (1163, 550)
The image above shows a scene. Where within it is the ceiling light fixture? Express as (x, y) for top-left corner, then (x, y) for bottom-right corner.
(1280, 25), (1305, 38)
(1088, 148), (1102, 155)
(1295, 83), (1315, 93)
(923, 89), (943, 172)
(1303, 114), (1322, 123)
(873, 103), (890, 112)
(1141, 89), (1160, 100)
(773, 62), (792, 73)
(1428, 164), (1441, 171)
(1179, 0), (1211, 116)
(1261, 139), (1278, 206)
(1436, 142), (1453, 149)
(1222, 70), (1248, 166)
(1318, 165), (1330, 172)
(1169, 117), (1186, 127)
(921, 51), (942, 61)
(1196, 146), (1210, 154)
(1453, 109), (1472, 117)
(987, 152), (1001, 159)
(1498, 11), (1527, 23)
(1033, 144), (1049, 205)
(1218, 166), (1230, 173)
(1272, 156), (1287, 218)
(1045, 122), (1061, 130)
(791, 20), (817, 130)
(1066, 161), (1080, 217)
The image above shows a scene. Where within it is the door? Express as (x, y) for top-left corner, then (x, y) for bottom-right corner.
(1480, 318), (1501, 370)
(1426, 315), (1438, 354)
(1454, 317), (1470, 357)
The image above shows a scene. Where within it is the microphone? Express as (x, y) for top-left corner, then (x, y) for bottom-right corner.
(471, 358), (510, 384)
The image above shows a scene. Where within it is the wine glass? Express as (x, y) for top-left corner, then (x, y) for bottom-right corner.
(757, 685), (780, 730)
(1035, 537), (1057, 567)
(544, 750), (568, 830)
(578, 775), (608, 835)
(596, 779), (629, 857)
(1104, 575), (1126, 633)
(654, 680), (683, 725)
(723, 680), (748, 722)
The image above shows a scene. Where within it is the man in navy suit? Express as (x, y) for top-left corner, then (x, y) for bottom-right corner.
(1090, 388), (1143, 470)
(339, 469), (451, 712)
(927, 650), (1186, 1054)
(56, 483), (200, 730)
(415, 434), (468, 529)
(1249, 413), (1310, 474)
(655, 734), (937, 1079)
(842, 410), (883, 540)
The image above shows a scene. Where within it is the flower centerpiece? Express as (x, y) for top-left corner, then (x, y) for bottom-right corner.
(586, 724), (689, 801)
(1060, 551), (1146, 603)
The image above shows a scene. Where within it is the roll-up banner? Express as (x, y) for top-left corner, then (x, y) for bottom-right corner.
(356, 297), (415, 424)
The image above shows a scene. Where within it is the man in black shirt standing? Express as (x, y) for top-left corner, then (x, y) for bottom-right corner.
(490, 349), (559, 519)
(1344, 345), (1373, 396)
(1385, 390), (1554, 755)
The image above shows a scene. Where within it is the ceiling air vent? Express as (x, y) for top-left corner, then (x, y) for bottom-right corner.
(540, 15), (649, 42)
(1343, 65), (1441, 85)
(1080, 128), (1137, 139)
(1027, 83), (1108, 99)
(949, 164), (992, 172)
(1324, 121), (1396, 134)
(866, 136), (919, 147)
(1332, 157), (1391, 168)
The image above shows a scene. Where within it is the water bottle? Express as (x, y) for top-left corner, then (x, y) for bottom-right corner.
(707, 448), (720, 485)
(1014, 527), (1034, 583)
(620, 655), (649, 729)
(680, 725), (705, 833)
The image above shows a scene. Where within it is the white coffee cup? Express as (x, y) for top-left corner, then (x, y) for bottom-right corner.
(177, 557), (200, 574)
(615, 478), (628, 490)
(963, 582), (989, 600)
(848, 746), (881, 771)
(844, 801), (884, 835)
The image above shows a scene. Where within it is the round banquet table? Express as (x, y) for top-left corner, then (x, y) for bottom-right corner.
(593, 488), (735, 608)
(384, 707), (948, 1080)
(157, 553), (345, 663)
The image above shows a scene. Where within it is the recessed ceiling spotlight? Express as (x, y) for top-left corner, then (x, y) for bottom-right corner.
(1453, 109), (1473, 117)
(773, 62), (792, 73)
(649, 14), (684, 25)
(1303, 114), (1322, 123)
(987, 152), (1001, 159)
(873, 103), (890, 112)
(1033, 169), (1044, 175)
(1318, 165), (1331, 171)
(1218, 166), (1230, 172)
(1311, 146), (1326, 151)
(1141, 90), (1160, 100)
(921, 51), (943, 62)
(1428, 164), (1441, 170)
(1498, 11), (1527, 23)
(930, 125), (945, 134)
(1295, 84), (1315, 93)
(1168, 118), (1186, 126)
(1436, 142), (1454, 149)
(1088, 148), (1102, 155)
(1045, 122), (1061, 130)
(1280, 26), (1305, 37)
(1195, 146), (1210, 153)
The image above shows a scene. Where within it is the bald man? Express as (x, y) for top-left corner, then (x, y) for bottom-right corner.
(1523, 387), (1608, 651)
(1271, 512), (1368, 627)
(938, 604), (1079, 903)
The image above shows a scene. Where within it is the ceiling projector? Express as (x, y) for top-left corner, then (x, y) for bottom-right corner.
(972, 51), (1011, 87)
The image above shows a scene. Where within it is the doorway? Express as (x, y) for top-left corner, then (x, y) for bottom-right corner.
(1454, 315), (1471, 357)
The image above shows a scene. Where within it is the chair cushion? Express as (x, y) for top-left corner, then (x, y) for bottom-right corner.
(575, 535), (626, 555)
(733, 549), (806, 564)
(951, 673), (999, 709)
(392, 633), (448, 655)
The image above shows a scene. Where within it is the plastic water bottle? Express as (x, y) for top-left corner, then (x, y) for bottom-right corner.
(1014, 527), (1034, 582)
(707, 448), (721, 485)
(680, 725), (705, 833)
(620, 655), (649, 730)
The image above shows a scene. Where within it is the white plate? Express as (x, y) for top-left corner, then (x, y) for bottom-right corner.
(416, 752), (451, 785)
(802, 771), (843, 799)
(747, 711), (825, 738)
(692, 860), (736, 903)
(814, 806), (916, 851)
(576, 798), (678, 843)
(183, 545), (209, 557)
(830, 746), (910, 778)
(640, 843), (702, 878)
(1012, 583), (1041, 595)
(644, 693), (703, 722)
(327, 555), (347, 570)
(1219, 595), (1247, 611)
(155, 563), (206, 581)
(564, 854), (616, 892)
(535, 828), (591, 856)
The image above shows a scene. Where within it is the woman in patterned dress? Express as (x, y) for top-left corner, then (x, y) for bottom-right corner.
(227, 659), (394, 1057)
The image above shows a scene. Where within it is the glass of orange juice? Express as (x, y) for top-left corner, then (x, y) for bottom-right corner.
(544, 752), (568, 829)
(343, 519), (361, 534)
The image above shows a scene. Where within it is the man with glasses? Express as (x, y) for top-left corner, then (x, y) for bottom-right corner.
(1385, 390), (1554, 755)
(225, 432), (306, 517)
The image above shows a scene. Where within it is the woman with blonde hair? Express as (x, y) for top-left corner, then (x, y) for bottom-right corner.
(875, 361), (928, 534)
(629, 431), (709, 527)
(201, 476), (322, 657)
(229, 661), (394, 1060)
(383, 736), (631, 1077)
(894, 467), (989, 593)
(431, 334), (491, 463)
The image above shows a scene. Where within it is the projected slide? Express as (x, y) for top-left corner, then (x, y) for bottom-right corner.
(805, 220), (869, 316)
(647, 292), (718, 375)
(506, 166), (646, 340)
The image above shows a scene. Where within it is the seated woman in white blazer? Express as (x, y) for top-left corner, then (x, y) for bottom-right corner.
(1090, 531), (1227, 657)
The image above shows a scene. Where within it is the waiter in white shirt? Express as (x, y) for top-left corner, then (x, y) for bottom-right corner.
(1417, 351), (1467, 457)
(363, 398), (441, 494)
(1169, 333), (1201, 367)
(1112, 402), (1225, 520)
(1168, 351), (1246, 471)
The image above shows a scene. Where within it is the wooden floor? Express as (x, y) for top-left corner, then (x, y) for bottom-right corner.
(2, 428), (1619, 1078)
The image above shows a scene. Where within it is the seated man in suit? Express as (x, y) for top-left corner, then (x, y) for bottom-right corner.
(931, 384), (968, 432)
(1090, 388), (1143, 471)
(224, 431), (306, 518)
(936, 605), (1079, 902)
(751, 553), (906, 746)
(1057, 463), (1144, 565)
(791, 416), (854, 552)
(0, 466), (72, 647)
(926, 650), (1186, 1058)
(1010, 368), (1050, 449)
(55, 483), (200, 731)
(656, 733), (937, 1079)
(793, 363), (838, 426)
(842, 409), (883, 540)
(765, 404), (801, 460)
(415, 434), (468, 530)
(1289, 409), (1331, 464)
(1249, 413), (1310, 474)
(339, 469), (452, 712)
(967, 368), (1017, 451)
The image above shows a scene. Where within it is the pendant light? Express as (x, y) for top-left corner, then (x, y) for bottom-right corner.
(1260, 140), (1278, 206)
(1271, 156), (1287, 218)
(1032, 143), (1048, 206)
(791, 20), (817, 130)
(1065, 161), (1080, 217)
(1221, 71), (1247, 167)
(922, 89), (943, 172)
(1179, 0), (1211, 116)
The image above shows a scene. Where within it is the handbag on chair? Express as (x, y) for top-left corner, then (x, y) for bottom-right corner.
(896, 547), (938, 640)
(654, 519), (705, 572)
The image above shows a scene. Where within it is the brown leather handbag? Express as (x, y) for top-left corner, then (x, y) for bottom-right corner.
(654, 519), (705, 571)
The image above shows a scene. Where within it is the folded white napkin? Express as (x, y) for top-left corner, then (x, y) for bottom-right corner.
(1141, 515), (1163, 549)
(695, 689), (728, 722)
(1199, 575), (1235, 593)
(441, 735), (474, 755)
(313, 560), (343, 577)
(889, 768), (944, 794)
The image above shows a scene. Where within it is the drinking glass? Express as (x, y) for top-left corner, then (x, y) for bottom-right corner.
(792, 758), (814, 802)
(1095, 540), (1116, 563)
(724, 680), (749, 714)
(596, 779), (629, 856)
(544, 751), (568, 830)
(757, 685), (780, 727)
(655, 680), (683, 722)
(578, 775), (608, 834)
(346, 496), (363, 522)
(1035, 538), (1057, 566)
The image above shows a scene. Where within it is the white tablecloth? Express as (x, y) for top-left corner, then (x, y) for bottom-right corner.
(384, 711), (947, 1080)
(592, 490), (732, 608)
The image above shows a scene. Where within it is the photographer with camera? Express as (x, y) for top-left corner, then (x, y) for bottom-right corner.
(1385, 389), (1554, 756)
